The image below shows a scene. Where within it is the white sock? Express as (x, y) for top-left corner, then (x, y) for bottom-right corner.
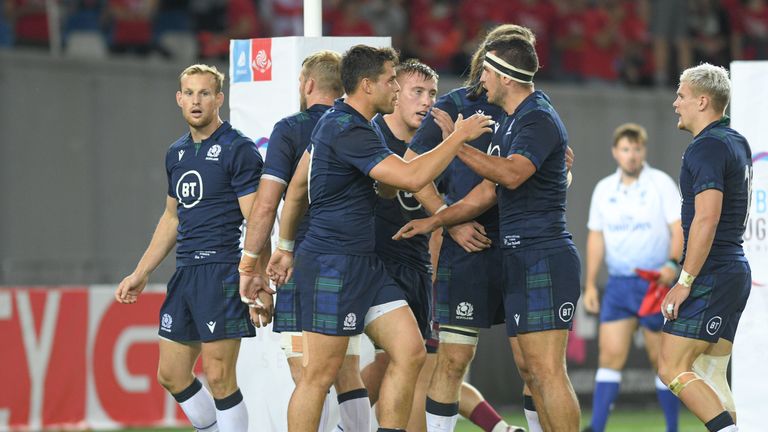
(173, 379), (219, 431)
(426, 397), (459, 432)
(524, 409), (542, 432)
(491, 421), (511, 432)
(717, 426), (738, 432)
(336, 388), (370, 431)
(214, 389), (248, 431)
(523, 394), (543, 432)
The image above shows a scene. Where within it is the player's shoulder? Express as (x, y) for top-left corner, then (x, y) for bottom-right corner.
(279, 110), (314, 129)
(167, 133), (190, 151)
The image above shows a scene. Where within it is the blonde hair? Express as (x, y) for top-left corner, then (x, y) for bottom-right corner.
(679, 63), (731, 114)
(302, 50), (344, 97)
(465, 24), (536, 92)
(179, 64), (225, 93)
(612, 123), (648, 147)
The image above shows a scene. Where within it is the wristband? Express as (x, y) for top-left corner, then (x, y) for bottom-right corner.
(277, 237), (295, 252)
(677, 269), (696, 288)
(664, 258), (680, 272)
(242, 249), (259, 259)
(435, 204), (448, 214)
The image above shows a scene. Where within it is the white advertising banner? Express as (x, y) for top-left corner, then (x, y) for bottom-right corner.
(730, 61), (768, 430)
(229, 36), (389, 432)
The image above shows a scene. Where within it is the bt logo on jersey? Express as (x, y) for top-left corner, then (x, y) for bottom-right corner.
(176, 170), (204, 208)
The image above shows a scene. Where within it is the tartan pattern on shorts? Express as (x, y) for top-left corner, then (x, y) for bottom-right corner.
(434, 267), (451, 323)
(665, 275), (714, 339)
(274, 280), (298, 330)
(525, 256), (556, 331)
(312, 271), (343, 333)
(225, 318), (250, 337)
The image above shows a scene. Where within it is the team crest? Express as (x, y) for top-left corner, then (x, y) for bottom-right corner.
(206, 144), (221, 161)
(161, 313), (173, 332)
(456, 302), (474, 319)
(343, 313), (357, 330)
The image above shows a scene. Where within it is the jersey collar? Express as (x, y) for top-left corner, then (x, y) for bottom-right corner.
(695, 116), (730, 138)
(333, 98), (370, 124)
(186, 121), (232, 145)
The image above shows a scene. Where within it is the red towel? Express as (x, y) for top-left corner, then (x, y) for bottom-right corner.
(635, 269), (670, 317)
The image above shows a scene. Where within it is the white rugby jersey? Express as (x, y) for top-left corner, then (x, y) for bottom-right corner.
(587, 163), (680, 276)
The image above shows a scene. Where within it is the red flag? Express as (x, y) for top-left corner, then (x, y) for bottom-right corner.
(635, 268), (670, 317)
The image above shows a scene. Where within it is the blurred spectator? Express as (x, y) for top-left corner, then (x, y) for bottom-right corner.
(581, 0), (623, 83)
(361, 0), (407, 50)
(268, 0), (302, 36)
(190, 0), (262, 60)
(731, 0), (768, 60)
(552, 0), (588, 81)
(455, 0), (517, 75)
(648, 0), (691, 86)
(106, 0), (158, 55)
(617, 0), (653, 86)
(5, 0), (51, 48)
(510, 0), (557, 78)
(327, 0), (373, 36)
(688, 0), (731, 67)
(1, 0), (15, 46)
(405, 0), (462, 72)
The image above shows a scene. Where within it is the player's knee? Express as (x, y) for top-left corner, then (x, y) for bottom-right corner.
(525, 356), (567, 383)
(156, 363), (193, 394)
(597, 349), (626, 370)
(436, 348), (475, 380)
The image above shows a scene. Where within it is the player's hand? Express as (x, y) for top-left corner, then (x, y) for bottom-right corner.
(661, 283), (691, 320)
(240, 271), (272, 304)
(432, 107), (455, 140)
(582, 284), (600, 314)
(249, 291), (274, 328)
(115, 272), (149, 304)
(565, 145), (575, 171)
(657, 265), (677, 287)
(447, 221), (491, 252)
(393, 217), (440, 240)
(454, 113), (494, 142)
(267, 249), (294, 287)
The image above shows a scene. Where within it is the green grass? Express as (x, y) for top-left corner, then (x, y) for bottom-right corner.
(456, 408), (704, 431)
(104, 408), (705, 431)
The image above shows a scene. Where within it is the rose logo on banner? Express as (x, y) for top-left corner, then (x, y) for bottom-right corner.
(250, 39), (273, 81)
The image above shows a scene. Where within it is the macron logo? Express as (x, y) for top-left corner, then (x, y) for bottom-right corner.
(178, 149), (185, 161)
(514, 314), (520, 326)
(206, 321), (216, 333)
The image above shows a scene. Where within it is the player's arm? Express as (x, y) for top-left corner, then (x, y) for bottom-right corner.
(457, 144), (536, 190)
(242, 180), (285, 255)
(663, 189), (722, 320)
(268, 152), (310, 286)
(583, 229), (605, 314)
(370, 113), (493, 193)
(394, 179), (496, 240)
(405, 123), (492, 252)
(680, 190), (722, 276)
(657, 219), (683, 286)
(115, 196), (178, 304)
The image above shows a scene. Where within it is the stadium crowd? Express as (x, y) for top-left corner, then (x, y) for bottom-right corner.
(2, 0), (768, 85)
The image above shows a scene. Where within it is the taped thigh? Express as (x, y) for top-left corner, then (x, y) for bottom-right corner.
(438, 325), (479, 345)
(280, 331), (304, 358)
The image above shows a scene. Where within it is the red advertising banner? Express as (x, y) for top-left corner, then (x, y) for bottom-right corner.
(0, 286), (192, 431)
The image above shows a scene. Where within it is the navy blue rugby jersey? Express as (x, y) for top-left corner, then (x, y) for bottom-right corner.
(166, 121), (263, 266)
(262, 104), (331, 246)
(371, 114), (432, 272)
(409, 87), (502, 236)
(299, 100), (394, 255)
(679, 117), (752, 271)
(497, 91), (573, 250)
